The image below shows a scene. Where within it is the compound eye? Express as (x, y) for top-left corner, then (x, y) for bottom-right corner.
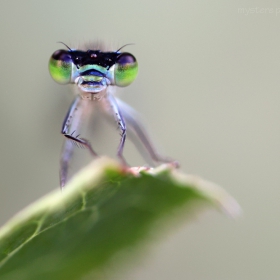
(49, 50), (73, 84)
(114, 53), (138, 87)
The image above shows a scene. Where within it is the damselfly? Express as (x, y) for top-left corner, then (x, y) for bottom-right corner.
(49, 42), (178, 188)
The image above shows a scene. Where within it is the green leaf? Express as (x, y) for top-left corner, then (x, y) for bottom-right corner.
(0, 157), (240, 280)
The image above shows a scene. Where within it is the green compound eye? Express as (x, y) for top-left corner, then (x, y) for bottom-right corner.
(114, 53), (138, 87)
(49, 50), (73, 84)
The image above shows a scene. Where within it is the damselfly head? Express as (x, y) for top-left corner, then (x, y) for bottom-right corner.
(49, 43), (138, 94)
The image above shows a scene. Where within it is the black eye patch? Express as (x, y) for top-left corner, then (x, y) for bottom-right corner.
(69, 50), (119, 69)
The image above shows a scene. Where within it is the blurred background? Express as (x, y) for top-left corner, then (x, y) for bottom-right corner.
(0, 0), (279, 279)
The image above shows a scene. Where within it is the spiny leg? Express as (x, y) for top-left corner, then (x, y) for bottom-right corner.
(103, 93), (128, 166)
(60, 96), (97, 188)
(114, 98), (179, 168)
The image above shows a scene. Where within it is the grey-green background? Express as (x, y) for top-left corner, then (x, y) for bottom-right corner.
(0, 1), (279, 279)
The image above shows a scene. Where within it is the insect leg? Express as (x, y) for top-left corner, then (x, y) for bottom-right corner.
(115, 98), (179, 167)
(104, 93), (128, 166)
(60, 96), (97, 187)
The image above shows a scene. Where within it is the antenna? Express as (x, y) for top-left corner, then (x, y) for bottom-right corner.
(57, 42), (72, 51)
(115, 43), (135, 52)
